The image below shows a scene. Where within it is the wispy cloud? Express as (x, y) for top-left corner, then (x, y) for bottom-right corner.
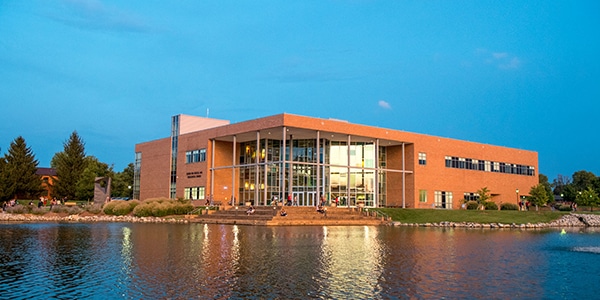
(48, 0), (151, 33)
(499, 57), (521, 70)
(476, 49), (521, 70)
(378, 100), (391, 109)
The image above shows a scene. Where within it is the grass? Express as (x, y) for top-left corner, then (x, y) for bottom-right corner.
(374, 208), (571, 224)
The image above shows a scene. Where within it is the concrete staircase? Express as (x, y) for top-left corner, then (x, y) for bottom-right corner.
(189, 205), (390, 226)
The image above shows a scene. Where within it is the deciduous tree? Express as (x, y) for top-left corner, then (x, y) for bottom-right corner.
(572, 170), (598, 192)
(576, 187), (600, 212)
(75, 156), (113, 201)
(112, 163), (134, 198)
(528, 184), (550, 211)
(476, 187), (491, 209)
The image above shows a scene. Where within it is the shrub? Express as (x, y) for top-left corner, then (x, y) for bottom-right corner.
(132, 202), (154, 217)
(31, 207), (46, 215)
(51, 205), (65, 213)
(103, 200), (137, 216)
(501, 203), (519, 210)
(132, 198), (194, 217)
(103, 201), (120, 215)
(484, 201), (498, 210)
(86, 204), (103, 214)
(66, 206), (83, 215)
(128, 200), (140, 211)
(111, 201), (133, 216)
(466, 201), (479, 210)
(558, 205), (572, 211)
(7, 205), (26, 214)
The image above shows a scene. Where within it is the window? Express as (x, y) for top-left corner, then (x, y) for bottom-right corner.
(434, 191), (453, 209)
(419, 190), (427, 202)
(444, 155), (534, 176)
(186, 148), (207, 163)
(184, 186), (205, 200)
(464, 192), (480, 201)
(418, 152), (427, 165)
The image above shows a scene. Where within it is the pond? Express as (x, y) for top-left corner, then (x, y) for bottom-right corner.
(1, 223), (599, 299)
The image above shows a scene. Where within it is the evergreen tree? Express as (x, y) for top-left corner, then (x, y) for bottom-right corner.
(2, 136), (44, 199)
(52, 131), (87, 200)
(0, 150), (10, 201)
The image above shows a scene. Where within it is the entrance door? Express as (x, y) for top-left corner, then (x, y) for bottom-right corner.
(292, 192), (304, 206)
(293, 192), (317, 206)
(307, 192), (316, 206)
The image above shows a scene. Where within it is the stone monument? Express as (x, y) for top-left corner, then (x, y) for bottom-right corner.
(94, 176), (112, 205)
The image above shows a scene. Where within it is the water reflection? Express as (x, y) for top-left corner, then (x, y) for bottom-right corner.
(2, 224), (600, 299)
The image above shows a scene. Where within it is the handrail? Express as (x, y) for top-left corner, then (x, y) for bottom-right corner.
(188, 207), (203, 216)
(372, 209), (390, 220)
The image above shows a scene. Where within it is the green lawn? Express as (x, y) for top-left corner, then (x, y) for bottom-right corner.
(374, 208), (570, 224)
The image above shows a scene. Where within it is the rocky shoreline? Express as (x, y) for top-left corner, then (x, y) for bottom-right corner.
(0, 212), (190, 224)
(392, 213), (600, 229)
(2, 212), (600, 228)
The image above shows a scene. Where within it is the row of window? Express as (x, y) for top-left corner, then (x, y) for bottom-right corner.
(186, 148), (206, 164)
(184, 186), (206, 200)
(419, 190), (454, 209)
(445, 156), (535, 176)
(420, 191), (481, 202)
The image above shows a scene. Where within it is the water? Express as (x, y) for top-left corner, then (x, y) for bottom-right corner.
(1, 223), (599, 299)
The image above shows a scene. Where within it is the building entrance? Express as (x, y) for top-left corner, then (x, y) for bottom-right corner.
(293, 192), (317, 206)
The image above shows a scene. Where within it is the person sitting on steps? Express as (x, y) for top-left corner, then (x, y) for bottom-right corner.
(246, 205), (255, 216)
(316, 205), (325, 214)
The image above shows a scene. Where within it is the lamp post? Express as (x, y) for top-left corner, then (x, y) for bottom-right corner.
(516, 189), (520, 211)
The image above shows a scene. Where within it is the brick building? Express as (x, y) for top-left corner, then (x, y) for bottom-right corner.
(134, 113), (538, 209)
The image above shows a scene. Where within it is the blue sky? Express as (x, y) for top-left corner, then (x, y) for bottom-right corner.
(1, 0), (599, 181)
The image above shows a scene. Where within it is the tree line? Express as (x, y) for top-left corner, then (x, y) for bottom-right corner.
(0, 132), (133, 202)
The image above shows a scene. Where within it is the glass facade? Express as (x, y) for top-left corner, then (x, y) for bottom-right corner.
(233, 138), (388, 207)
(133, 152), (141, 200)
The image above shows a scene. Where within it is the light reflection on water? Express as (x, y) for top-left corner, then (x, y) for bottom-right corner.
(2, 223), (600, 299)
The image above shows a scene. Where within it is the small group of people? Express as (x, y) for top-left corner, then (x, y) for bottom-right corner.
(570, 202), (578, 211)
(2, 199), (17, 211)
(518, 199), (530, 211)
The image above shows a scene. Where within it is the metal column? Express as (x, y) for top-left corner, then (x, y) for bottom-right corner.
(232, 135), (236, 205)
(347, 135), (351, 206)
(316, 130), (320, 201)
(402, 142), (405, 208)
(210, 139), (215, 198)
(255, 131), (260, 205)
(281, 127), (286, 203)
(375, 139), (379, 207)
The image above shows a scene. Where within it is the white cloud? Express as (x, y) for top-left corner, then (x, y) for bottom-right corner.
(499, 57), (521, 70)
(378, 100), (391, 109)
(493, 52), (509, 59)
(476, 49), (521, 70)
